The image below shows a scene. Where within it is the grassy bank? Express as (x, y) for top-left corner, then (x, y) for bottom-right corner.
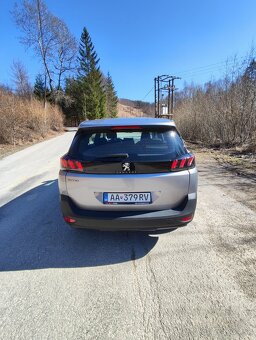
(188, 142), (256, 180)
(0, 89), (63, 146)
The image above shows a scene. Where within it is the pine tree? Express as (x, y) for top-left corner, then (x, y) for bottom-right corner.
(104, 72), (118, 118)
(77, 27), (106, 120)
(34, 74), (47, 100)
(64, 77), (84, 119)
(243, 59), (256, 83)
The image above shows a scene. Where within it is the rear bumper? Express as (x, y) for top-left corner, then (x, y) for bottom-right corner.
(60, 194), (197, 231)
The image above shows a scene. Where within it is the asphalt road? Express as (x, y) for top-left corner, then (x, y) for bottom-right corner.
(0, 132), (255, 340)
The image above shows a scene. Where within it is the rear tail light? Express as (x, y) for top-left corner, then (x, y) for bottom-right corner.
(179, 158), (186, 168)
(170, 155), (195, 171)
(75, 161), (83, 171)
(68, 160), (76, 169)
(171, 159), (178, 169)
(60, 158), (84, 172)
(187, 156), (194, 167)
(60, 158), (68, 168)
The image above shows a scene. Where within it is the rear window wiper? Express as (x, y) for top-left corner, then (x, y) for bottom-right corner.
(94, 153), (129, 160)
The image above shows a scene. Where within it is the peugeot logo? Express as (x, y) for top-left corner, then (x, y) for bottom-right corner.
(121, 162), (136, 173)
(122, 162), (130, 172)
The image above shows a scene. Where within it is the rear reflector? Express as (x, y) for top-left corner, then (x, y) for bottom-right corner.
(181, 215), (193, 222)
(64, 216), (76, 223)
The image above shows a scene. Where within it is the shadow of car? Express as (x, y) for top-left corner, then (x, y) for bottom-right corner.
(0, 180), (162, 271)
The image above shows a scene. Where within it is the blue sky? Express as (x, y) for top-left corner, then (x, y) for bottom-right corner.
(0, 0), (256, 101)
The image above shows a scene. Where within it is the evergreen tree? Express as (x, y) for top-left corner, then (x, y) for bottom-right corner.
(77, 27), (106, 119)
(63, 77), (84, 119)
(34, 74), (47, 100)
(104, 72), (118, 118)
(243, 59), (256, 83)
(34, 73), (55, 104)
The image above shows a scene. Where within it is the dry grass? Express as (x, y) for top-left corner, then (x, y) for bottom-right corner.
(0, 90), (63, 145)
(117, 103), (146, 118)
(187, 142), (256, 180)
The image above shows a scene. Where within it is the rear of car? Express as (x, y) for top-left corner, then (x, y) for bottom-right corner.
(58, 118), (197, 231)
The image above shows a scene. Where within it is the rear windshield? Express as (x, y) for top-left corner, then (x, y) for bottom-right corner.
(69, 127), (187, 162)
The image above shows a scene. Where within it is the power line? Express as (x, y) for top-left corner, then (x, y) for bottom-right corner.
(176, 61), (228, 75)
(142, 57), (245, 105)
(179, 65), (232, 78)
(174, 56), (245, 76)
(141, 86), (154, 101)
(179, 65), (231, 78)
(169, 58), (246, 84)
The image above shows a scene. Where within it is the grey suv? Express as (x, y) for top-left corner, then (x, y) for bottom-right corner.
(58, 118), (198, 231)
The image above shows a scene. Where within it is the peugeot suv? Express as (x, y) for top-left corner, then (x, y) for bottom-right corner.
(58, 118), (198, 231)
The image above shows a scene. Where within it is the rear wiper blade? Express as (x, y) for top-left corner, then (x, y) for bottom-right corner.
(95, 153), (129, 159)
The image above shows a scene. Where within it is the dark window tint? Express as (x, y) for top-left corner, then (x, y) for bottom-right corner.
(69, 128), (187, 161)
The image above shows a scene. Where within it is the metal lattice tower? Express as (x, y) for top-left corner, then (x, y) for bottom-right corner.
(154, 75), (181, 119)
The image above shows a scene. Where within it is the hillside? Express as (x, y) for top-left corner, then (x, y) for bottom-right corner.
(117, 103), (145, 118)
(117, 99), (154, 118)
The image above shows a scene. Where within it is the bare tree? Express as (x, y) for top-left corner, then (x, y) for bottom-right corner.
(174, 51), (256, 148)
(0, 84), (13, 94)
(11, 60), (32, 97)
(12, 0), (77, 93)
(50, 18), (77, 90)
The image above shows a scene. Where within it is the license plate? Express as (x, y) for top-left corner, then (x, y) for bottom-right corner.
(103, 192), (151, 205)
